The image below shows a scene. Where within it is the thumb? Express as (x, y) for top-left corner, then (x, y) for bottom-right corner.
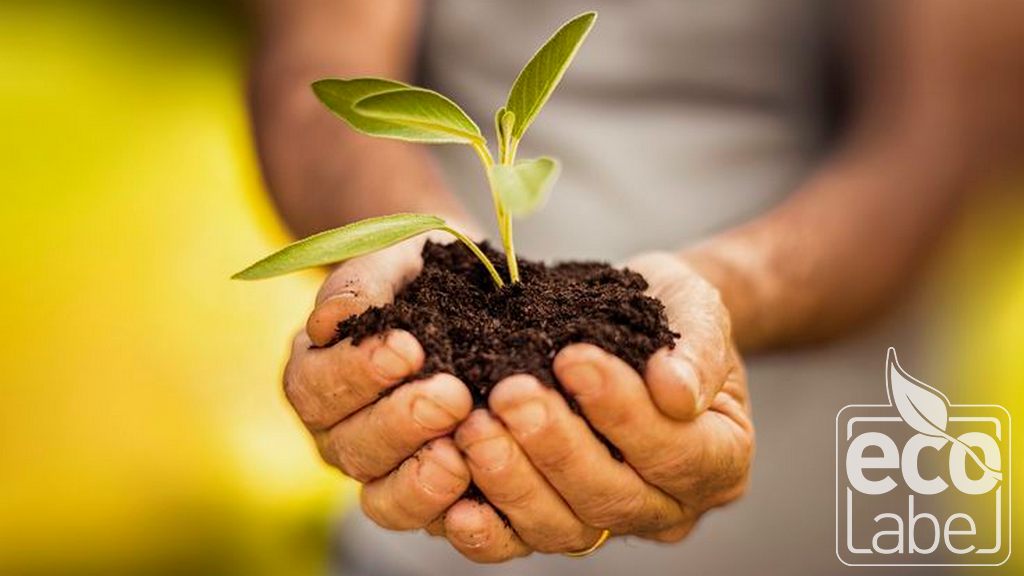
(306, 240), (424, 346)
(626, 252), (733, 421)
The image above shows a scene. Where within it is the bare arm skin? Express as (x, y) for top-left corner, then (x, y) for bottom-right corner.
(250, 1), (483, 538)
(248, 0), (475, 237)
(683, 0), (1024, 351)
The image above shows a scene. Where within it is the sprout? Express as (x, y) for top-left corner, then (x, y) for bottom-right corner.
(234, 12), (597, 287)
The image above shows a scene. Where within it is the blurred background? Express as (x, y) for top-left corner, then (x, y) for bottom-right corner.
(0, 2), (350, 574)
(0, 1), (1020, 575)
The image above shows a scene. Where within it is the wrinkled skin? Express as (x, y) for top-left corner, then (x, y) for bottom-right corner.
(283, 239), (753, 562)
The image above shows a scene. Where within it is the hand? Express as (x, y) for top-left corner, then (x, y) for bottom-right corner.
(442, 252), (754, 562)
(283, 235), (475, 531)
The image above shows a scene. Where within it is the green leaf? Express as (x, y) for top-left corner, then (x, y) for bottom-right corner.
(312, 78), (458, 143)
(499, 109), (516, 141)
(490, 157), (561, 217)
(354, 87), (484, 144)
(494, 107), (516, 163)
(494, 106), (507, 146)
(232, 214), (446, 280)
(505, 11), (596, 141)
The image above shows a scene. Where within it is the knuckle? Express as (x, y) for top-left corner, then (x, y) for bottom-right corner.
(530, 435), (578, 471)
(414, 460), (469, 502)
(319, 433), (375, 482)
(738, 424), (756, 460)
(523, 413), (579, 470)
(488, 478), (538, 511)
(351, 339), (397, 388)
(595, 400), (637, 431)
(283, 364), (333, 430)
(384, 495), (426, 531)
(648, 523), (694, 543)
(359, 486), (404, 530)
(711, 477), (751, 508)
(371, 395), (423, 457)
(578, 486), (647, 530)
(641, 442), (702, 488)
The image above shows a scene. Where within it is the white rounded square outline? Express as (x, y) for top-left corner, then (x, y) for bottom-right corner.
(835, 402), (1012, 567)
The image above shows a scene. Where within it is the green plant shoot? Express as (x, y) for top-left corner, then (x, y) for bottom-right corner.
(234, 11), (597, 286)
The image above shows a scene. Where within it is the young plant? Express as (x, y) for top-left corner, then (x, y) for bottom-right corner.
(233, 11), (597, 287)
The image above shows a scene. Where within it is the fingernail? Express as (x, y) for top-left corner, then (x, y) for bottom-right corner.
(561, 362), (603, 396)
(371, 335), (411, 380)
(670, 357), (702, 413)
(502, 401), (547, 436)
(418, 457), (463, 496)
(413, 397), (459, 431)
(316, 291), (360, 315)
(465, 437), (512, 472)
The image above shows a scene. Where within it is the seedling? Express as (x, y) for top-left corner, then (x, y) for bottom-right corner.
(233, 12), (597, 287)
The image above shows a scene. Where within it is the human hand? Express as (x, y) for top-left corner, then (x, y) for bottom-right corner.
(443, 252), (754, 562)
(284, 234), (475, 531)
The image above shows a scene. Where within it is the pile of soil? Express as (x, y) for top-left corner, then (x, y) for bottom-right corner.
(333, 241), (677, 407)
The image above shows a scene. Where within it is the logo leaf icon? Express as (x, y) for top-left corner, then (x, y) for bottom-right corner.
(886, 347), (1002, 481)
(888, 348), (950, 437)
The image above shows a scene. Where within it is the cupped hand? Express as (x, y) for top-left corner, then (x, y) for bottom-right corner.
(284, 234), (475, 531)
(442, 252), (754, 562)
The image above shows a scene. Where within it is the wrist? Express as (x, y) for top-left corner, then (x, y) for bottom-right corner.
(677, 237), (780, 352)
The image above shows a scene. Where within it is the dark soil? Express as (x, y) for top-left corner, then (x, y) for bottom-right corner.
(333, 241), (677, 409)
(332, 241), (676, 506)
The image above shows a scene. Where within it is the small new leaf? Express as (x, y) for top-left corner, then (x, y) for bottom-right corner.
(495, 107), (516, 163)
(491, 157), (560, 217)
(312, 78), (457, 143)
(505, 11), (596, 142)
(233, 214), (446, 280)
(354, 87), (484, 145)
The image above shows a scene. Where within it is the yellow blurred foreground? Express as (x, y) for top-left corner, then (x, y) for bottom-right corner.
(0, 2), (348, 574)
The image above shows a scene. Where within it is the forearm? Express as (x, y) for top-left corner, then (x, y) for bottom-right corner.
(247, 0), (476, 237)
(681, 0), (1022, 352)
(681, 134), (968, 351)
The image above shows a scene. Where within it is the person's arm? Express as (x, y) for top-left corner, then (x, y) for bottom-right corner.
(248, 0), (484, 542)
(444, 0), (1024, 562)
(248, 0), (476, 237)
(684, 0), (1024, 351)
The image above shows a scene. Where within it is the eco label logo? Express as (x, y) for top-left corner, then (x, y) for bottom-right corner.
(836, 348), (1011, 566)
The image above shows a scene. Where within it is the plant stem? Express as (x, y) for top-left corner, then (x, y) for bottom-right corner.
(471, 142), (520, 283)
(441, 226), (505, 288)
(507, 138), (520, 164)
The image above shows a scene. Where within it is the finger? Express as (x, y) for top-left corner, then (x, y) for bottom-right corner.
(307, 243), (424, 346)
(444, 499), (531, 563)
(489, 375), (685, 534)
(425, 517), (446, 537)
(626, 252), (732, 420)
(455, 410), (602, 553)
(644, 348), (702, 420)
(284, 328), (424, 430)
(639, 515), (699, 543)
(360, 437), (470, 531)
(316, 374), (472, 482)
(554, 344), (753, 504)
